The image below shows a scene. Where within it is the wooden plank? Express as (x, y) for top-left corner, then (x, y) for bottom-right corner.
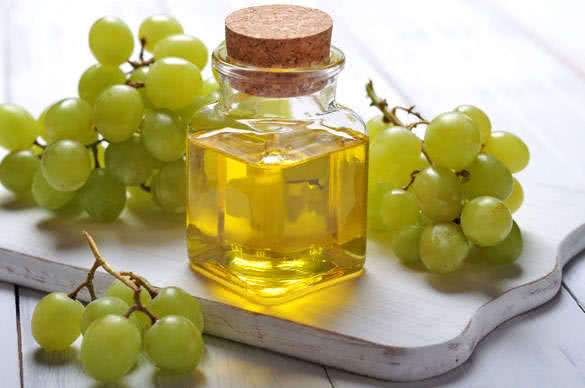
(327, 288), (585, 387)
(335, 0), (585, 191)
(18, 287), (331, 388)
(0, 282), (21, 388)
(487, 0), (585, 78)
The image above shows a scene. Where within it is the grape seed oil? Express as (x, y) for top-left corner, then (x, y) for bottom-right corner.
(186, 5), (368, 304)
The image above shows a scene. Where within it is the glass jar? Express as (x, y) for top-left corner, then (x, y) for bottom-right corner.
(186, 42), (368, 304)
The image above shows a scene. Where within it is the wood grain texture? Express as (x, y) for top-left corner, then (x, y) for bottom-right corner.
(18, 287), (331, 388)
(0, 282), (21, 388)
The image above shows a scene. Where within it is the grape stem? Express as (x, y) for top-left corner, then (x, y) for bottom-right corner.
(120, 271), (159, 298)
(128, 38), (155, 69)
(124, 288), (158, 324)
(89, 142), (101, 168)
(365, 80), (403, 126)
(140, 183), (152, 193)
(126, 80), (145, 89)
(402, 170), (421, 191)
(391, 105), (428, 123)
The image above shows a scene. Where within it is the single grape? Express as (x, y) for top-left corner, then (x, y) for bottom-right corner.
(95, 85), (144, 143)
(81, 315), (141, 382)
(367, 180), (395, 231)
(44, 98), (95, 145)
(148, 287), (204, 332)
(380, 189), (420, 233)
(89, 17), (134, 66)
(146, 57), (203, 110)
(80, 296), (130, 334)
(462, 153), (513, 200)
(483, 131), (530, 173)
(127, 185), (158, 213)
(105, 133), (158, 185)
(0, 104), (39, 150)
(152, 160), (186, 213)
(141, 110), (185, 162)
(479, 221), (523, 264)
(504, 178), (524, 213)
(392, 224), (424, 264)
(0, 150), (40, 193)
(411, 166), (463, 222)
(41, 140), (92, 191)
(31, 292), (84, 351)
(78, 64), (125, 105)
(366, 115), (392, 140)
(79, 169), (126, 222)
(461, 196), (513, 247)
(139, 15), (183, 53)
(419, 223), (470, 273)
(128, 67), (154, 108)
(424, 111), (481, 170)
(173, 91), (219, 130)
(106, 278), (153, 332)
(198, 78), (219, 97)
(31, 170), (76, 210)
(144, 315), (204, 374)
(369, 126), (422, 187)
(454, 105), (491, 145)
(154, 34), (208, 70)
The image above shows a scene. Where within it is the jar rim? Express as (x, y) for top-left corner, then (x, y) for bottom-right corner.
(212, 41), (345, 80)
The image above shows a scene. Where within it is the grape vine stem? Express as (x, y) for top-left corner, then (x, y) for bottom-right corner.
(365, 80), (403, 126)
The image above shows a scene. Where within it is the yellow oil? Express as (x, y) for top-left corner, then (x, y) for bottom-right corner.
(187, 119), (368, 304)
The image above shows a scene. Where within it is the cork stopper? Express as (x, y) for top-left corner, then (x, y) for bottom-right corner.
(225, 5), (332, 68)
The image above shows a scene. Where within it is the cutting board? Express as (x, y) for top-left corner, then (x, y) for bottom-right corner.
(0, 180), (583, 382)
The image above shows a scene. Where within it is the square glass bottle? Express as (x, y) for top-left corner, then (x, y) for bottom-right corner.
(186, 5), (368, 304)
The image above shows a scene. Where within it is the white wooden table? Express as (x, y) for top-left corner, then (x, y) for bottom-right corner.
(2, 0), (585, 386)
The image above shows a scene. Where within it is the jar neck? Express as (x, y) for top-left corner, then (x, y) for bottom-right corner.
(216, 76), (338, 118)
(211, 42), (344, 118)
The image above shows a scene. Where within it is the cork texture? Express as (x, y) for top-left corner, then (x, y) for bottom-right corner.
(225, 5), (332, 68)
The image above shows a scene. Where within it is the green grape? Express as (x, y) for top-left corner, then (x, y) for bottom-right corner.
(139, 15), (183, 53)
(89, 17), (134, 66)
(141, 110), (185, 162)
(31, 170), (76, 210)
(144, 315), (204, 374)
(455, 105), (491, 145)
(411, 166), (463, 221)
(148, 286), (204, 332)
(153, 34), (208, 70)
(418, 152), (430, 170)
(79, 169), (127, 222)
(380, 189), (420, 233)
(0, 104), (39, 150)
(173, 92), (219, 130)
(424, 111), (481, 170)
(31, 292), (84, 351)
(152, 160), (186, 213)
(106, 278), (153, 332)
(369, 127), (422, 187)
(504, 178), (524, 213)
(41, 140), (92, 191)
(419, 223), (470, 273)
(95, 85), (144, 143)
(483, 131), (530, 173)
(392, 224), (424, 264)
(461, 196), (513, 247)
(81, 315), (141, 382)
(44, 98), (95, 145)
(78, 64), (125, 105)
(367, 180), (395, 231)
(128, 67), (154, 108)
(105, 133), (158, 185)
(479, 221), (523, 264)
(366, 115), (392, 140)
(80, 296), (130, 334)
(146, 57), (203, 110)
(198, 78), (219, 96)
(0, 150), (40, 193)
(462, 153), (513, 200)
(37, 105), (50, 141)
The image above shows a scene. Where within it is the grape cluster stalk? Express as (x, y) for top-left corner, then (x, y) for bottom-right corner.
(366, 81), (529, 272)
(0, 15), (218, 222)
(31, 231), (205, 382)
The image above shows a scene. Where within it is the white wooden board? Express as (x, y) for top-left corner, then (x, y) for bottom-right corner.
(0, 179), (584, 381)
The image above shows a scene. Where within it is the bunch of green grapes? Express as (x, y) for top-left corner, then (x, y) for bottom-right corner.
(31, 233), (205, 381)
(367, 97), (529, 273)
(0, 15), (219, 221)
